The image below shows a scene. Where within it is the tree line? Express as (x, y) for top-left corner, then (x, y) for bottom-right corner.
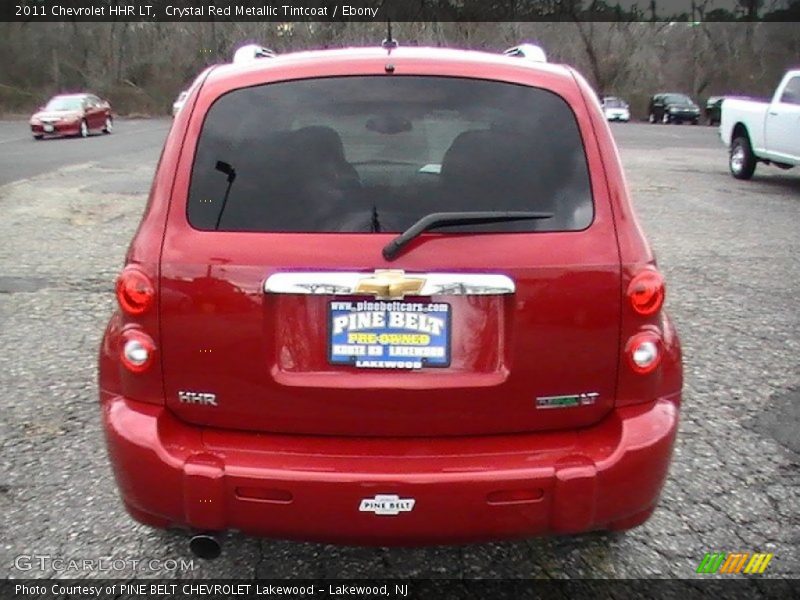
(0, 19), (798, 118)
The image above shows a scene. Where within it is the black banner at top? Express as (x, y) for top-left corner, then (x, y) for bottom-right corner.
(3, 0), (800, 23)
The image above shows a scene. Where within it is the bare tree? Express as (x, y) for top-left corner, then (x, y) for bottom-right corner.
(0, 21), (798, 117)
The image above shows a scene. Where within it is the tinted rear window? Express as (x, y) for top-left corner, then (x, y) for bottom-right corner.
(663, 94), (693, 104)
(188, 76), (593, 233)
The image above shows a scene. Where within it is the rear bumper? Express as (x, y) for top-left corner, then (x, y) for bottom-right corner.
(604, 111), (630, 121)
(101, 393), (680, 545)
(30, 122), (81, 137)
(667, 113), (699, 122)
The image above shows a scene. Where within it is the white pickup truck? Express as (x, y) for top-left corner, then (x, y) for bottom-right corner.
(720, 69), (800, 179)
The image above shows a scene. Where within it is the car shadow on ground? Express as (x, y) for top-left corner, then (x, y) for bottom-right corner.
(748, 172), (800, 193)
(36, 134), (105, 142)
(148, 526), (633, 578)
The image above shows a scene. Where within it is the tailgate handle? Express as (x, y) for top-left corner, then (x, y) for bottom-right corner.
(264, 270), (515, 299)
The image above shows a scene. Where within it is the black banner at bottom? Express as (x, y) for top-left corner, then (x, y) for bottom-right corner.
(2, 579), (796, 600)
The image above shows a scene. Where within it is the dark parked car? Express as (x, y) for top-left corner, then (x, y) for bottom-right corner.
(648, 93), (701, 125)
(100, 44), (682, 552)
(705, 96), (724, 126)
(30, 93), (113, 140)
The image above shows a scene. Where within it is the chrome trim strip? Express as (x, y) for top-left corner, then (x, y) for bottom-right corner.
(264, 272), (515, 297)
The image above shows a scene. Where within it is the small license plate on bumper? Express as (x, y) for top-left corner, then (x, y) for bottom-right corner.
(43, 124), (54, 133)
(329, 300), (451, 369)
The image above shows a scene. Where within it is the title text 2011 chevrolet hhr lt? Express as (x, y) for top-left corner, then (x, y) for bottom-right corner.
(99, 46), (682, 548)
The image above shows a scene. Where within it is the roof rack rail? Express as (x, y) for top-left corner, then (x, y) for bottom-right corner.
(503, 44), (547, 63)
(232, 44), (277, 64)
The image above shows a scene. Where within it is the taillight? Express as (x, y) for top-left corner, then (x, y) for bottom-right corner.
(617, 264), (680, 406)
(120, 329), (156, 373)
(627, 270), (665, 316)
(625, 331), (662, 374)
(116, 267), (155, 315)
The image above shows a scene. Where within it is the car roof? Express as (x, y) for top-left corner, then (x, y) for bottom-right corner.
(205, 46), (574, 88)
(51, 93), (90, 99)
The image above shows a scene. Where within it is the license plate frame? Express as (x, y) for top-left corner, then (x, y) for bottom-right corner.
(328, 299), (451, 369)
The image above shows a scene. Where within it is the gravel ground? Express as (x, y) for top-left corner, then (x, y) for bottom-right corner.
(0, 122), (797, 579)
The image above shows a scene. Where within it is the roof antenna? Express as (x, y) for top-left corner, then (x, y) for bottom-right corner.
(382, 18), (398, 51)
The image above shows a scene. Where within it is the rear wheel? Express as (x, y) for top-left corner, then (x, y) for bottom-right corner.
(730, 135), (757, 180)
(79, 120), (89, 138)
(648, 112), (656, 124)
(103, 116), (113, 134)
(661, 112), (670, 124)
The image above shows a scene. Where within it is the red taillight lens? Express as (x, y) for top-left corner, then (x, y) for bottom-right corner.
(626, 332), (662, 374)
(116, 267), (154, 315)
(120, 329), (156, 373)
(627, 270), (665, 316)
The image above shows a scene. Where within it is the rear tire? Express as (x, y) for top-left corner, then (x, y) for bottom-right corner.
(103, 116), (113, 134)
(79, 119), (89, 138)
(648, 112), (656, 124)
(33, 135), (43, 141)
(730, 135), (757, 180)
(661, 112), (670, 124)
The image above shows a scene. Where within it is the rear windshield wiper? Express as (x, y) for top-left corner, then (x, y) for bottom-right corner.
(382, 211), (554, 261)
(214, 160), (237, 230)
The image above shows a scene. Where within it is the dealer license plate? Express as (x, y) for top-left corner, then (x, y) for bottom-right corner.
(329, 300), (451, 369)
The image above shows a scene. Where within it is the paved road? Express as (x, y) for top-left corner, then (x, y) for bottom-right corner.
(0, 119), (172, 186)
(614, 120), (725, 150)
(0, 122), (797, 579)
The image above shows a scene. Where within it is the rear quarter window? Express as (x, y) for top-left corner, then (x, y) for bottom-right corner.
(187, 76), (593, 233)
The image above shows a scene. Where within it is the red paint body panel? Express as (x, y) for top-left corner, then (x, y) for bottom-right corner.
(99, 47), (682, 543)
(100, 391), (679, 544)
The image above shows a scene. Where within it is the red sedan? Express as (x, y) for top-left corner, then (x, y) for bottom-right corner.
(99, 44), (682, 556)
(30, 93), (113, 140)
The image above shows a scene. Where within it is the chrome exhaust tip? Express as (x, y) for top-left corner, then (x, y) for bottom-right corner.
(189, 533), (221, 559)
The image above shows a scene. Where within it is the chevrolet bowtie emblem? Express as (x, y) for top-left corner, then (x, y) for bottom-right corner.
(355, 270), (426, 299)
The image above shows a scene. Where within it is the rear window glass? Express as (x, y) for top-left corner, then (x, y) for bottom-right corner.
(188, 76), (593, 233)
(662, 94), (692, 104)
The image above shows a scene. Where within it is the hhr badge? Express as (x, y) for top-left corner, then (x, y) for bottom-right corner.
(359, 494), (415, 516)
(178, 390), (218, 406)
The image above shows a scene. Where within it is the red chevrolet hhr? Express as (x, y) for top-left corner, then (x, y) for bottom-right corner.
(99, 43), (682, 556)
